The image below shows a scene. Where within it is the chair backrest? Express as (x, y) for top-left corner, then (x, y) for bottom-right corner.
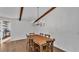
(29, 39), (34, 46)
(29, 33), (35, 35)
(46, 39), (55, 52)
(40, 33), (44, 36)
(45, 34), (50, 38)
(26, 34), (29, 37)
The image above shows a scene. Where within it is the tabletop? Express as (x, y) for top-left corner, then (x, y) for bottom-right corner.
(28, 34), (54, 45)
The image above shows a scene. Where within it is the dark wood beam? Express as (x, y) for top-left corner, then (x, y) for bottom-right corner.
(34, 7), (56, 23)
(19, 7), (24, 21)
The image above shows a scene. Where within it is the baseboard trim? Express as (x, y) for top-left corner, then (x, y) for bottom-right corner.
(54, 46), (66, 52)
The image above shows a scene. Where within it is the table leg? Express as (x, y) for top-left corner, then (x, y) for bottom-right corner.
(40, 45), (43, 52)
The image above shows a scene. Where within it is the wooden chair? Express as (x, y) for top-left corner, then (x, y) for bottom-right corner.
(46, 38), (55, 52)
(45, 34), (50, 38)
(28, 39), (34, 52)
(28, 39), (40, 52)
(29, 33), (35, 35)
(26, 34), (30, 38)
(40, 33), (44, 36)
(34, 43), (40, 52)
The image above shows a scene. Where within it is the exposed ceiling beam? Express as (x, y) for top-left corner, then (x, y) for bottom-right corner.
(33, 7), (56, 23)
(19, 7), (24, 21)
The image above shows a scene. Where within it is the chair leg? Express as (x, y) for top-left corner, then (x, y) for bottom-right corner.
(50, 42), (53, 52)
(40, 46), (43, 52)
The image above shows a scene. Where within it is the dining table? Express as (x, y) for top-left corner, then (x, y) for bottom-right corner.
(27, 34), (55, 52)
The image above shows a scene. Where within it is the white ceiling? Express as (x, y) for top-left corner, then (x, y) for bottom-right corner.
(0, 7), (50, 21)
(0, 7), (19, 18)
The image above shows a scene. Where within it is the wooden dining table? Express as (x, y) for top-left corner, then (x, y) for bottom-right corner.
(27, 34), (55, 52)
(31, 35), (49, 45)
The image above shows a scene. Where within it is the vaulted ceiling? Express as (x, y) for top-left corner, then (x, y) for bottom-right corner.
(0, 7), (19, 18)
(0, 7), (50, 21)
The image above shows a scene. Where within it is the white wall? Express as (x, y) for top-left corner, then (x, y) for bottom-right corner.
(38, 7), (79, 52)
(11, 20), (39, 40)
(10, 7), (38, 40)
